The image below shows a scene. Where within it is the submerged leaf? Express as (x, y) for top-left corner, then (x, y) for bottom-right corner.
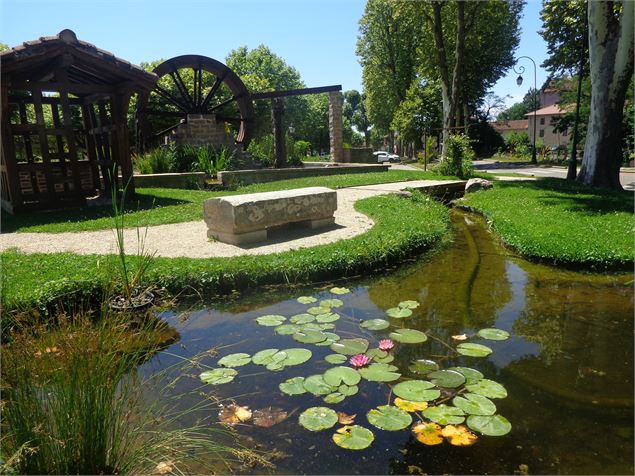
(252, 407), (288, 427)
(332, 425), (374, 450)
(330, 287), (351, 295)
(279, 376), (307, 395)
(217, 353), (251, 368)
(299, 407), (339, 431)
(218, 404), (252, 424)
(422, 405), (466, 425)
(412, 422), (443, 445)
(393, 397), (428, 412)
(330, 338), (369, 355)
(456, 342), (493, 357)
(477, 328), (510, 341)
(392, 380), (440, 401)
(358, 363), (401, 382)
(337, 412), (356, 425)
(441, 424), (478, 446)
(386, 307), (412, 319)
(360, 318), (390, 330)
(255, 315), (286, 326)
(200, 368), (238, 385)
(389, 328), (427, 344)
(367, 405), (412, 431)
(467, 414), (512, 436)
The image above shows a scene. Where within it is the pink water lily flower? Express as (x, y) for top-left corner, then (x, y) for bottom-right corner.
(349, 353), (370, 368)
(378, 339), (395, 351)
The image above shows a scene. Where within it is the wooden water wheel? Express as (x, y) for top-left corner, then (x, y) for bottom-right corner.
(136, 55), (255, 150)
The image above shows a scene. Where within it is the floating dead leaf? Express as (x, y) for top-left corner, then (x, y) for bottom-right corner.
(451, 334), (468, 341)
(155, 460), (175, 474)
(441, 424), (478, 446)
(412, 422), (443, 445)
(337, 411), (356, 425)
(218, 404), (252, 425)
(252, 407), (288, 427)
(394, 397), (428, 412)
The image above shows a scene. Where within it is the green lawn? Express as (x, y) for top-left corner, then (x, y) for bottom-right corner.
(2, 170), (453, 233)
(2, 193), (451, 312)
(458, 178), (634, 268)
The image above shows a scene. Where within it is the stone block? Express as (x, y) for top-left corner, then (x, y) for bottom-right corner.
(465, 178), (493, 193)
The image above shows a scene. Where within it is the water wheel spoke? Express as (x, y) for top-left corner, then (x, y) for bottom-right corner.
(154, 85), (190, 112)
(200, 70), (228, 112)
(195, 68), (203, 111)
(209, 94), (240, 113)
(141, 108), (186, 118)
(169, 70), (195, 110)
(153, 120), (183, 137)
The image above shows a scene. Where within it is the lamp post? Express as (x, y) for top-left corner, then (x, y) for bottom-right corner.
(513, 56), (538, 165)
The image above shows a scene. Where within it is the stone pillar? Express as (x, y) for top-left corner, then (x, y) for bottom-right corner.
(328, 91), (344, 162)
(272, 98), (286, 168)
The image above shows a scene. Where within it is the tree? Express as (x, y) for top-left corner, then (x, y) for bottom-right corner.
(343, 90), (371, 147)
(497, 88), (539, 121)
(391, 79), (442, 150)
(0, 42), (9, 52)
(577, 0), (634, 189)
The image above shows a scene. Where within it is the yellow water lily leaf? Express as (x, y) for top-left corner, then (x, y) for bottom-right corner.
(218, 404), (252, 424)
(441, 424), (478, 446)
(451, 334), (468, 341)
(412, 422), (443, 445)
(394, 397), (428, 412)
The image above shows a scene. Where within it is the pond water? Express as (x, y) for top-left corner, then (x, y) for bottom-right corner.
(141, 210), (633, 475)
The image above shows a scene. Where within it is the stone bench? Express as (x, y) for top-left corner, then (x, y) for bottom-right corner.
(203, 187), (337, 245)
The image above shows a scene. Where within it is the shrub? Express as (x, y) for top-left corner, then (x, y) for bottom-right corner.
(435, 133), (474, 179)
(191, 145), (235, 177)
(505, 131), (531, 157)
(133, 147), (174, 174)
(247, 135), (274, 167)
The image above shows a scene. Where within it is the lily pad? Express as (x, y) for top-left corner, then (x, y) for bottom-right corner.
(255, 315), (287, 326)
(316, 312), (340, 323)
(325, 354), (348, 364)
(290, 313), (315, 324)
(279, 376), (307, 395)
(252, 348), (280, 365)
(293, 330), (328, 344)
(303, 374), (336, 396)
(297, 296), (317, 304)
(274, 324), (302, 335)
(367, 405), (412, 431)
(332, 425), (374, 450)
(477, 328), (510, 341)
(330, 287), (351, 295)
(453, 393), (497, 416)
(200, 368), (238, 385)
(386, 307), (412, 319)
(360, 318), (390, 330)
(323, 392), (346, 404)
(441, 424), (478, 446)
(456, 342), (493, 357)
(465, 379), (508, 399)
(398, 300), (420, 309)
(218, 353), (251, 368)
(447, 366), (484, 383)
(281, 348), (312, 366)
(330, 338), (369, 355)
(315, 332), (341, 346)
(358, 363), (401, 382)
(366, 348), (394, 364)
(393, 398), (428, 412)
(389, 328), (427, 344)
(412, 422), (443, 445)
(422, 404), (466, 425)
(320, 298), (344, 308)
(299, 406), (339, 431)
(338, 384), (359, 396)
(307, 306), (332, 316)
(427, 369), (466, 388)
(265, 351), (288, 371)
(409, 359), (439, 374)
(467, 414), (512, 436)
(323, 366), (361, 386)
(392, 380), (440, 401)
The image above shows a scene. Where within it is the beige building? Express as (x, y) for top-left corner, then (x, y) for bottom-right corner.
(525, 104), (570, 149)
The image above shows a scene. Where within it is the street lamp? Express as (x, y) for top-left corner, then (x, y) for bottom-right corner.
(513, 56), (538, 165)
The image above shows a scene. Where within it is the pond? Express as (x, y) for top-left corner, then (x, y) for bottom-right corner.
(141, 210), (633, 475)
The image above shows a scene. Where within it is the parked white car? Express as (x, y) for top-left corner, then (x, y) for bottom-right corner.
(373, 151), (401, 163)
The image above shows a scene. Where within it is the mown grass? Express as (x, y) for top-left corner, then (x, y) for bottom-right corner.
(2, 193), (451, 313)
(458, 178), (634, 269)
(2, 170), (453, 233)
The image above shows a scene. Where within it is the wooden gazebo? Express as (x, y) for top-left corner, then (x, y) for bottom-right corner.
(0, 29), (157, 213)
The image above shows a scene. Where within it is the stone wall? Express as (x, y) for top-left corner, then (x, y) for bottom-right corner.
(171, 114), (237, 148)
(342, 147), (375, 164)
(133, 172), (206, 189)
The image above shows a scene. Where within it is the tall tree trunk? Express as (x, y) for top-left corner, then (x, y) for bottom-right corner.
(431, 2), (452, 158)
(450, 1), (466, 130)
(577, 0), (634, 189)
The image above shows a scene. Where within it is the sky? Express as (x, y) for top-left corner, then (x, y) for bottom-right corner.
(1, 0), (549, 110)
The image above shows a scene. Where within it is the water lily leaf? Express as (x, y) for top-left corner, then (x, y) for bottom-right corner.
(398, 300), (420, 309)
(412, 422), (443, 445)
(441, 424), (478, 446)
(447, 366), (484, 383)
(465, 379), (508, 399)
(422, 404), (466, 425)
(330, 338), (369, 355)
(386, 307), (412, 319)
(297, 296), (317, 304)
(255, 315), (287, 326)
(456, 342), (493, 357)
(338, 384), (359, 396)
(389, 328), (427, 344)
(408, 359), (439, 374)
(303, 374), (337, 396)
(282, 348), (312, 366)
(394, 397), (428, 412)
(366, 348), (395, 364)
(337, 412), (356, 425)
(427, 370), (466, 388)
(330, 287), (351, 295)
(290, 313), (316, 324)
(367, 405), (412, 431)
(323, 366), (361, 386)
(293, 330), (328, 344)
(320, 298), (344, 308)
(299, 406), (338, 431)
(360, 318), (390, 330)
(252, 348), (279, 365)
(452, 334), (468, 341)
(392, 380), (440, 401)
(467, 414), (511, 436)
(358, 363), (401, 382)
(252, 407), (288, 427)
(274, 324), (302, 335)
(307, 306), (332, 316)
(315, 332), (341, 346)
(332, 425), (374, 450)
(325, 354), (348, 364)
(279, 376), (307, 395)
(200, 368), (237, 385)
(453, 393), (497, 416)
(323, 392), (346, 404)
(218, 404), (252, 424)
(218, 353), (251, 368)
(477, 328), (510, 341)
(265, 351), (288, 371)
(316, 312), (340, 323)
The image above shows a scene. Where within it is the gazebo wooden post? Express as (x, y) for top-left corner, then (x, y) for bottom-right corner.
(1, 84), (21, 212)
